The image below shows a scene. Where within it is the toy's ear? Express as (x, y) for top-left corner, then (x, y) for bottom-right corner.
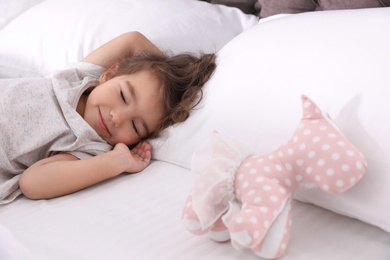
(99, 64), (119, 83)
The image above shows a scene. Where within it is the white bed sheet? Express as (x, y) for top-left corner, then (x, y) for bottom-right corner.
(0, 161), (389, 260)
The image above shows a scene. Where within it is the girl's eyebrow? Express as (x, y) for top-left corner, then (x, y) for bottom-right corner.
(126, 80), (150, 136)
(126, 80), (137, 102)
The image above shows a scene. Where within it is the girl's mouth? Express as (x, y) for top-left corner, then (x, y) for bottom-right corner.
(98, 108), (111, 135)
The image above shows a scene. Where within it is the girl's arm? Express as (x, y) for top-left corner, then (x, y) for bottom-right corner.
(19, 142), (151, 200)
(82, 31), (163, 68)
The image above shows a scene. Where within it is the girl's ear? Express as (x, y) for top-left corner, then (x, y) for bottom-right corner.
(99, 64), (119, 83)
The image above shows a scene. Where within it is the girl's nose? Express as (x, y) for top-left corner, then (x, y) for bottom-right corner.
(110, 110), (127, 127)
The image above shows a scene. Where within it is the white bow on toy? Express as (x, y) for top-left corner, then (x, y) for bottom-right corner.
(182, 95), (367, 259)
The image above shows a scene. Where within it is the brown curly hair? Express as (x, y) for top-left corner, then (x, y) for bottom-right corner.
(101, 51), (216, 139)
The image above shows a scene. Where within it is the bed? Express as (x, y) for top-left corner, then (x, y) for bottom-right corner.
(0, 0), (389, 259)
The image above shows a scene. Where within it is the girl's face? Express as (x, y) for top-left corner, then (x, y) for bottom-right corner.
(82, 70), (164, 146)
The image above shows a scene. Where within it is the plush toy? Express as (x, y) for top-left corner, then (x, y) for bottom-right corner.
(182, 95), (367, 259)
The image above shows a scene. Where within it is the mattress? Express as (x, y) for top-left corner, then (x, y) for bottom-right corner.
(0, 161), (389, 260)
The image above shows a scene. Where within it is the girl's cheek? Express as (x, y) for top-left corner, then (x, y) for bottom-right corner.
(118, 130), (136, 146)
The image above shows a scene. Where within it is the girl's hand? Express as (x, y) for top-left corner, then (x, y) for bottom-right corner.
(113, 141), (152, 173)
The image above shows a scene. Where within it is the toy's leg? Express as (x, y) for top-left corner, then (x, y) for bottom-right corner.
(208, 217), (230, 242)
(182, 193), (230, 242)
(252, 202), (292, 259)
(182, 194), (207, 236)
(226, 165), (292, 251)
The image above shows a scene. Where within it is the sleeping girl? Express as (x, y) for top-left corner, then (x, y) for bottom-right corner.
(0, 31), (216, 204)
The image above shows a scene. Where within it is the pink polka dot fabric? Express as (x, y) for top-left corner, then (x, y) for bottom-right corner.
(182, 95), (367, 259)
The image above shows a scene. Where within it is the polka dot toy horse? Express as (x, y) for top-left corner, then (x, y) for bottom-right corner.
(181, 95), (367, 259)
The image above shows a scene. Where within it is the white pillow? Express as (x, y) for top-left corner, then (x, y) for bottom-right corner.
(0, 0), (258, 77)
(0, 0), (46, 31)
(151, 7), (390, 232)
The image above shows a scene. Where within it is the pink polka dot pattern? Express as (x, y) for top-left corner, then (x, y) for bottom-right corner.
(182, 95), (367, 259)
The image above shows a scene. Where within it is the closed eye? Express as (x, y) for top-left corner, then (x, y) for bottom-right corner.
(132, 120), (139, 134)
(120, 90), (126, 103)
